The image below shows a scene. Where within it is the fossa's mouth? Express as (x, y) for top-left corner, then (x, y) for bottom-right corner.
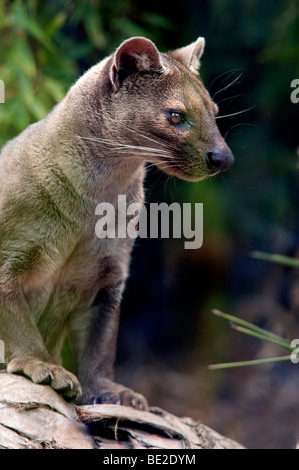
(156, 162), (213, 182)
(154, 157), (223, 182)
(152, 143), (234, 181)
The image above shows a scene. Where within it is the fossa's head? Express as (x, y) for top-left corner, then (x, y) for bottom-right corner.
(100, 37), (234, 181)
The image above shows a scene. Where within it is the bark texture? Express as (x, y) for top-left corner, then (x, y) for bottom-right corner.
(0, 372), (244, 449)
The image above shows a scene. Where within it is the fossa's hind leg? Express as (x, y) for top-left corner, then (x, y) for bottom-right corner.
(70, 282), (148, 410)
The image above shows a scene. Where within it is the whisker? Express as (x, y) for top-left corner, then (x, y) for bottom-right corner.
(112, 119), (180, 153)
(215, 94), (245, 107)
(216, 106), (255, 120)
(77, 135), (171, 156)
(212, 72), (243, 101)
(224, 123), (256, 140)
(120, 151), (175, 160)
(92, 113), (179, 153)
(145, 162), (173, 171)
(209, 68), (244, 92)
(113, 147), (175, 159)
(116, 121), (171, 150)
(110, 146), (170, 156)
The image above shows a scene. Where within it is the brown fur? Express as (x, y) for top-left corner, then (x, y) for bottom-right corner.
(0, 37), (233, 407)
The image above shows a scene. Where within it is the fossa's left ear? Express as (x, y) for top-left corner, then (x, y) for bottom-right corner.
(110, 37), (166, 91)
(169, 37), (205, 72)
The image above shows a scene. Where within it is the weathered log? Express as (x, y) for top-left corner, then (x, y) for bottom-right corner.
(0, 372), (244, 449)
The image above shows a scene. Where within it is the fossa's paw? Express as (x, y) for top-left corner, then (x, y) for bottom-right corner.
(81, 378), (148, 410)
(7, 356), (82, 402)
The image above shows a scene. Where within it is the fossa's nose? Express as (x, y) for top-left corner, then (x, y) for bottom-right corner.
(206, 147), (234, 172)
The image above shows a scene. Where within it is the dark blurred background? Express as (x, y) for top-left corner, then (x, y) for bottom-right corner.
(1, 0), (299, 449)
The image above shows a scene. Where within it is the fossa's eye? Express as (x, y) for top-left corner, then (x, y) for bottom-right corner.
(167, 110), (193, 130)
(168, 111), (184, 125)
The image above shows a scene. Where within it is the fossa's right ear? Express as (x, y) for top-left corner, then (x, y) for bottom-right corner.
(169, 37), (205, 72)
(110, 37), (165, 91)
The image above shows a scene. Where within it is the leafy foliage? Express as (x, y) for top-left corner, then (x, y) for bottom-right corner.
(0, 0), (174, 146)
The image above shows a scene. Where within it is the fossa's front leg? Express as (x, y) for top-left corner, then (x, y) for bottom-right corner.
(1, 289), (81, 402)
(75, 282), (148, 410)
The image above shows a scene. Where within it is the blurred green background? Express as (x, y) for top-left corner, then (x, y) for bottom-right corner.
(1, 0), (299, 448)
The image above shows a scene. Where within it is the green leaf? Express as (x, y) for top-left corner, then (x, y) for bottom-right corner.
(141, 12), (174, 30)
(45, 11), (68, 38)
(231, 324), (293, 351)
(8, 4), (54, 52)
(212, 309), (291, 349)
(82, 6), (104, 48)
(43, 77), (66, 102)
(251, 251), (299, 269)
(208, 355), (291, 370)
(210, 308), (296, 370)
(11, 39), (36, 77)
(0, 2), (7, 28)
(112, 18), (149, 39)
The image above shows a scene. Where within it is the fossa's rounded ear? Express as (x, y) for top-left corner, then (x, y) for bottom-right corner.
(169, 37), (205, 72)
(110, 37), (165, 91)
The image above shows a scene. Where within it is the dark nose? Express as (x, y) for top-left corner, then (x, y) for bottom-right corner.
(206, 147), (234, 172)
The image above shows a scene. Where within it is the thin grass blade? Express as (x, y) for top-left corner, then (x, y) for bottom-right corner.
(208, 355), (291, 370)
